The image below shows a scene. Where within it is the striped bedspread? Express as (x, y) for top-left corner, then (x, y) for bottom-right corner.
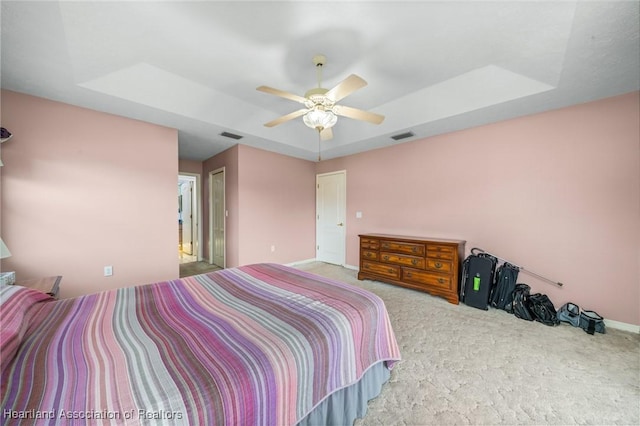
(1, 263), (400, 425)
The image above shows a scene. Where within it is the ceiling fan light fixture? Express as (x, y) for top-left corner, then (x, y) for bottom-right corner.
(258, 54), (383, 140)
(303, 107), (337, 131)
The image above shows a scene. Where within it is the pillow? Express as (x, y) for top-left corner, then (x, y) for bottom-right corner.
(0, 285), (54, 372)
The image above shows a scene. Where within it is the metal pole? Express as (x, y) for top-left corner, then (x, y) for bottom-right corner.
(470, 247), (564, 287)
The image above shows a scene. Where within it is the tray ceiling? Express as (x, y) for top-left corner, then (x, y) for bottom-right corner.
(1, 1), (638, 161)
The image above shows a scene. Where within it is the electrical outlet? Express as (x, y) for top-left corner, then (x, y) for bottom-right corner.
(104, 266), (113, 277)
(270, 245), (276, 253)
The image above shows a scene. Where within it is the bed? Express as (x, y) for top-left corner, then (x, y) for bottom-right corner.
(1, 263), (400, 425)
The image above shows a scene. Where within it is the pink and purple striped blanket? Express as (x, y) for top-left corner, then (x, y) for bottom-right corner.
(1, 263), (400, 425)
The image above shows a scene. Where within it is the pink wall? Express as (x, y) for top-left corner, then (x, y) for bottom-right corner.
(7, 88), (634, 326)
(202, 144), (316, 268)
(0, 90), (179, 298)
(179, 159), (203, 175)
(237, 145), (316, 265)
(318, 92), (640, 325)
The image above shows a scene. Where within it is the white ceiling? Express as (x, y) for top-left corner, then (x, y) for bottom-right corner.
(1, 1), (638, 162)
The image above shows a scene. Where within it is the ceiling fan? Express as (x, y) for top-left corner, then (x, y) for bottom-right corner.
(257, 55), (384, 141)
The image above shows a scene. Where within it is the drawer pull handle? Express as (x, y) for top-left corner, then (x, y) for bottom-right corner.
(366, 253), (372, 257)
(388, 269), (394, 274)
(412, 247), (417, 253)
(438, 278), (445, 284)
(435, 262), (443, 269)
(406, 272), (412, 278)
(411, 259), (418, 265)
(383, 255), (389, 261)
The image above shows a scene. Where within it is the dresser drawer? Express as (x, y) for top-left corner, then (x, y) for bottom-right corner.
(361, 261), (401, 280)
(361, 250), (379, 261)
(361, 238), (379, 250)
(426, 245), (455, 260)
(380, 241), (426, 256)
(426, 259), (452, 273)
(380, 252), (425, 269)
(403, 268), (453, 290)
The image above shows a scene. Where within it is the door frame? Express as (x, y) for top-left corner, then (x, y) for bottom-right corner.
(209, 167), (226, 268)
(316, 170), (347, 266)
(178, 173), (202, 260)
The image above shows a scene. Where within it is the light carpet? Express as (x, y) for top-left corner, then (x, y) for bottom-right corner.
(294, 261), (640, 426)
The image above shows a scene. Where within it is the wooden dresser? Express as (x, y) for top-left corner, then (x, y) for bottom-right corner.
(358, 234), (466, 304)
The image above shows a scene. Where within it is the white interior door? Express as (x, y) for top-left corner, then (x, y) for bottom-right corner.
(316, 171), (346, 265)
(181, 181), (193, 255)
(210, 169), (225, 268)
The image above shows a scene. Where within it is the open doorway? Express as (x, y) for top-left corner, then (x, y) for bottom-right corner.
(209, 168), (225, 268)
(178, 173), (200, 264)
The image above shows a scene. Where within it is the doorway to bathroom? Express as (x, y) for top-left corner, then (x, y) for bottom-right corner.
(178, 174), (200, 264)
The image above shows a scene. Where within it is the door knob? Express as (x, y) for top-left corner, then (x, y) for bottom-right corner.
(337, 223), (344, 226)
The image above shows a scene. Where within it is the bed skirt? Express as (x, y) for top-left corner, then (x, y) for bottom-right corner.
(297, 361), (391, 426)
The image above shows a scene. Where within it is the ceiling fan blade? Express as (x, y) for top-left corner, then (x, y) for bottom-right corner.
(325, 74), (367, 102)
(332, 105), (385, 125)
(257, 86), (308, 104)
(264, 108), (308, 127)
(320, 127), (333, 141)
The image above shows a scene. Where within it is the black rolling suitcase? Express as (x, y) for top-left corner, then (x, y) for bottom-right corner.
(490, 262), (520, 311)
(460, 248), (498, 310)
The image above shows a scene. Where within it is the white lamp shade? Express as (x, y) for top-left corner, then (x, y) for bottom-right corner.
(0, 238), (11, 259)
(303, 108), (338, 131)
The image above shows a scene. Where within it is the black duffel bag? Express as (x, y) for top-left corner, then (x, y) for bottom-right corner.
(528, 293), (560, 326)
(512, 284), (535, 321)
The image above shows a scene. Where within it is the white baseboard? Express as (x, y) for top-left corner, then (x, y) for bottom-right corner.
(605, 318), (640, 334)
(286, 259), (360, 271)
(286, 258), (318, 267)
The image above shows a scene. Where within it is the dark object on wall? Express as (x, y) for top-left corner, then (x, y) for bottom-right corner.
(0, 127), (13, 166)
(0, 127), (12, 143)
(460, 250), (498, 310)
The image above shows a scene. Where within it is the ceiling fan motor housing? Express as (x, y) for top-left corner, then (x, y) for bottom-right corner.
(304, 87), (335, 110)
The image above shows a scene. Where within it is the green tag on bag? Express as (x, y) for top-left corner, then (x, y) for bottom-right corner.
(473, 276), (480, 291)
